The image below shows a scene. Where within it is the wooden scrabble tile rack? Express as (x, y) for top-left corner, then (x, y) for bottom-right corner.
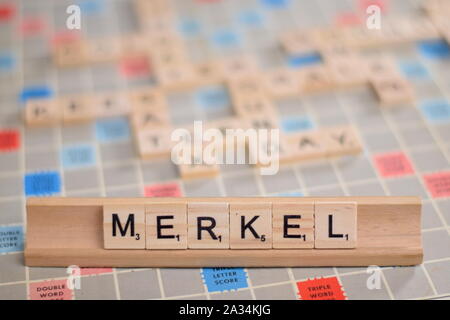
(25, 196), (423, 267)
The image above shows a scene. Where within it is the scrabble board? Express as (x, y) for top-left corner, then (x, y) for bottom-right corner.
(0, 0), (449, 300)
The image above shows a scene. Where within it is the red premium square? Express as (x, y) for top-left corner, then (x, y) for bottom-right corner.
(297, 277), (346, 300)
(119, 55), (151, 79)
(29, 279), (73, 300)
(51, 30), (81, 46)
(335, 12), (363, 27)
(0, 130), (20, 152)
(358, 0), (388, 13)
(423, 171), (450, 198)
(20, 17), (46, 35)
(0, 4), (15, 22)
(81, 268), (113, 276)
(144, 182), (183, 197)
(373, 151), (414, 178)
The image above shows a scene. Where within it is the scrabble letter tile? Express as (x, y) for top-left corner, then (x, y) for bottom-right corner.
(25, 99), (61, 127)
(93, 93), (131, 118)
(273, 202), (314, 249)
(285, 130), (326, 163)
(229, 203), (272, 249)
(188, 202), (229, 249)
(195, 62), (222, 85)
(314, 202), (357, 249)
(128, 87), (168, 112)
(323, 125), (362, 157)
(327, 58), (368, 88)
(299, 66), (335, 94)
(280, 31), (317, 55)
(371, 76), (415, 106)
(233, 97), (277, 118)
(86, 37), (121, 64)
(218, 55), (259, 80)
(155, 63), (198, 91)
(103, 205), (145, 249)
(177, 163), (220, 180)
(364, 56), (400, 82)
(131, 109), (170, 130)
(227, 75), (265, 99)
(53, 41), (87, 67)
(146, 203), (187, 249)
(264, 68), (300, 98)
(60, 95), (94, 124)
(136, 126), (173, 159)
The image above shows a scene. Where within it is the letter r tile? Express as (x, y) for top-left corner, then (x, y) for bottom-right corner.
(187, 202), (229, 249)
(229, 203), (272, 249)
(103, 205), (146, 249)
(146, 203), (187, 249)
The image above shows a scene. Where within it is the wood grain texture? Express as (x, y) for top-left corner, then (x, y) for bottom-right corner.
(25, 196), (422, 267)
